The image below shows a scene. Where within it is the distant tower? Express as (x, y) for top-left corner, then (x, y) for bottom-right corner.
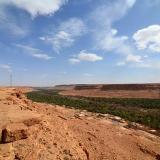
(9, 72), (12, 87)
(159, 87), (160, 99)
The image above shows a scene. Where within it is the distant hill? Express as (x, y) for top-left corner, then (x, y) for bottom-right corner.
(54, 83), (160, 91)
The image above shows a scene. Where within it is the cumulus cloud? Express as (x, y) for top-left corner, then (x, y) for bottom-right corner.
(90, 0), (139, 65)
(69, 50), (103, 64)
(40, 18), (86, 52)
(15, 44), (53, 60)
(95, 28), (144, 65)
(0, 0), (68, 17)
(133, 25), (160, 53)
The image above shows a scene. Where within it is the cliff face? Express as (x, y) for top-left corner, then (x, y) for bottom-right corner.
(0, 88), (160, 160)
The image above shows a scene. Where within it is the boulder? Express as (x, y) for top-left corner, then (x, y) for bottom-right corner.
(11, 91), (25, 99)
(1, 123), (29, 143)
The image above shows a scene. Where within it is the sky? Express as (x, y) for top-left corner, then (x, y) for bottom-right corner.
(0, 0), (160, 86)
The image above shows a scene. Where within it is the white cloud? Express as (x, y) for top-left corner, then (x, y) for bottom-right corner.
(127, 0), (136, 7)
(69, 50), (103, 64)
(0, 0), (68, 37)
(59, 18), (86, 36)
(116, 54), (142, 67)
(95, 28), (144, 65)
(90, 0), (136, 27)
(52, 31), (74, 51)
(31, 53), (53, 60)
(15, 44), (53, 60)
(40, 18), (86, 52)
(116, 62), (126, 66)
(69, 58), (80, 64)
(78, 50), (103, 62)
(96, 29), (129, 54)
(126, 54), (142, 63)
(39, 37), (46, 41)
(0, 64), (10, 70)
(0, 64), (12, 72)
(133, 25), (160, 53)
(0, 0), (68, 17)
(90, 0), (138, 65)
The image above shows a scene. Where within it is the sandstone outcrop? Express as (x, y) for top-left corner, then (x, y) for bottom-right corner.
(1, 123), (28, 143)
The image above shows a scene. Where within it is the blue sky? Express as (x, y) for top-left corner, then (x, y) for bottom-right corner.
(0, 0), (160, 86)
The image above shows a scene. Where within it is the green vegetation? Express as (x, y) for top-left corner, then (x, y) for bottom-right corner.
(26, 90), (160, 130)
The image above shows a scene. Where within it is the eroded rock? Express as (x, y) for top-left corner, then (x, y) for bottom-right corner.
(2, 123), (29, 143)
(11, 91), (25, 99)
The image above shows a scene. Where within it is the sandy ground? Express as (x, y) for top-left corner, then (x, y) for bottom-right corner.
(0, 88), (160, 160)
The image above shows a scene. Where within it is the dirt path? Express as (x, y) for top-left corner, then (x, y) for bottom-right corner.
(0, 88), (160, 160)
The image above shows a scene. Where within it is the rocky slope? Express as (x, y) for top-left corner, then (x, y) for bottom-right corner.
(0, 88), (160, 160)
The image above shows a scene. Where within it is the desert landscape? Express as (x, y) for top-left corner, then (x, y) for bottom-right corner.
(1, 0), (160, 159)
(0, 85), (160, 160)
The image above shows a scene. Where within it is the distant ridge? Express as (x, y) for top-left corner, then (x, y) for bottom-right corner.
(54, 83), (160, 91)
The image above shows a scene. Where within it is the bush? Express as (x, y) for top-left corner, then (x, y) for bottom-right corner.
(26, 90), (160, 130)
